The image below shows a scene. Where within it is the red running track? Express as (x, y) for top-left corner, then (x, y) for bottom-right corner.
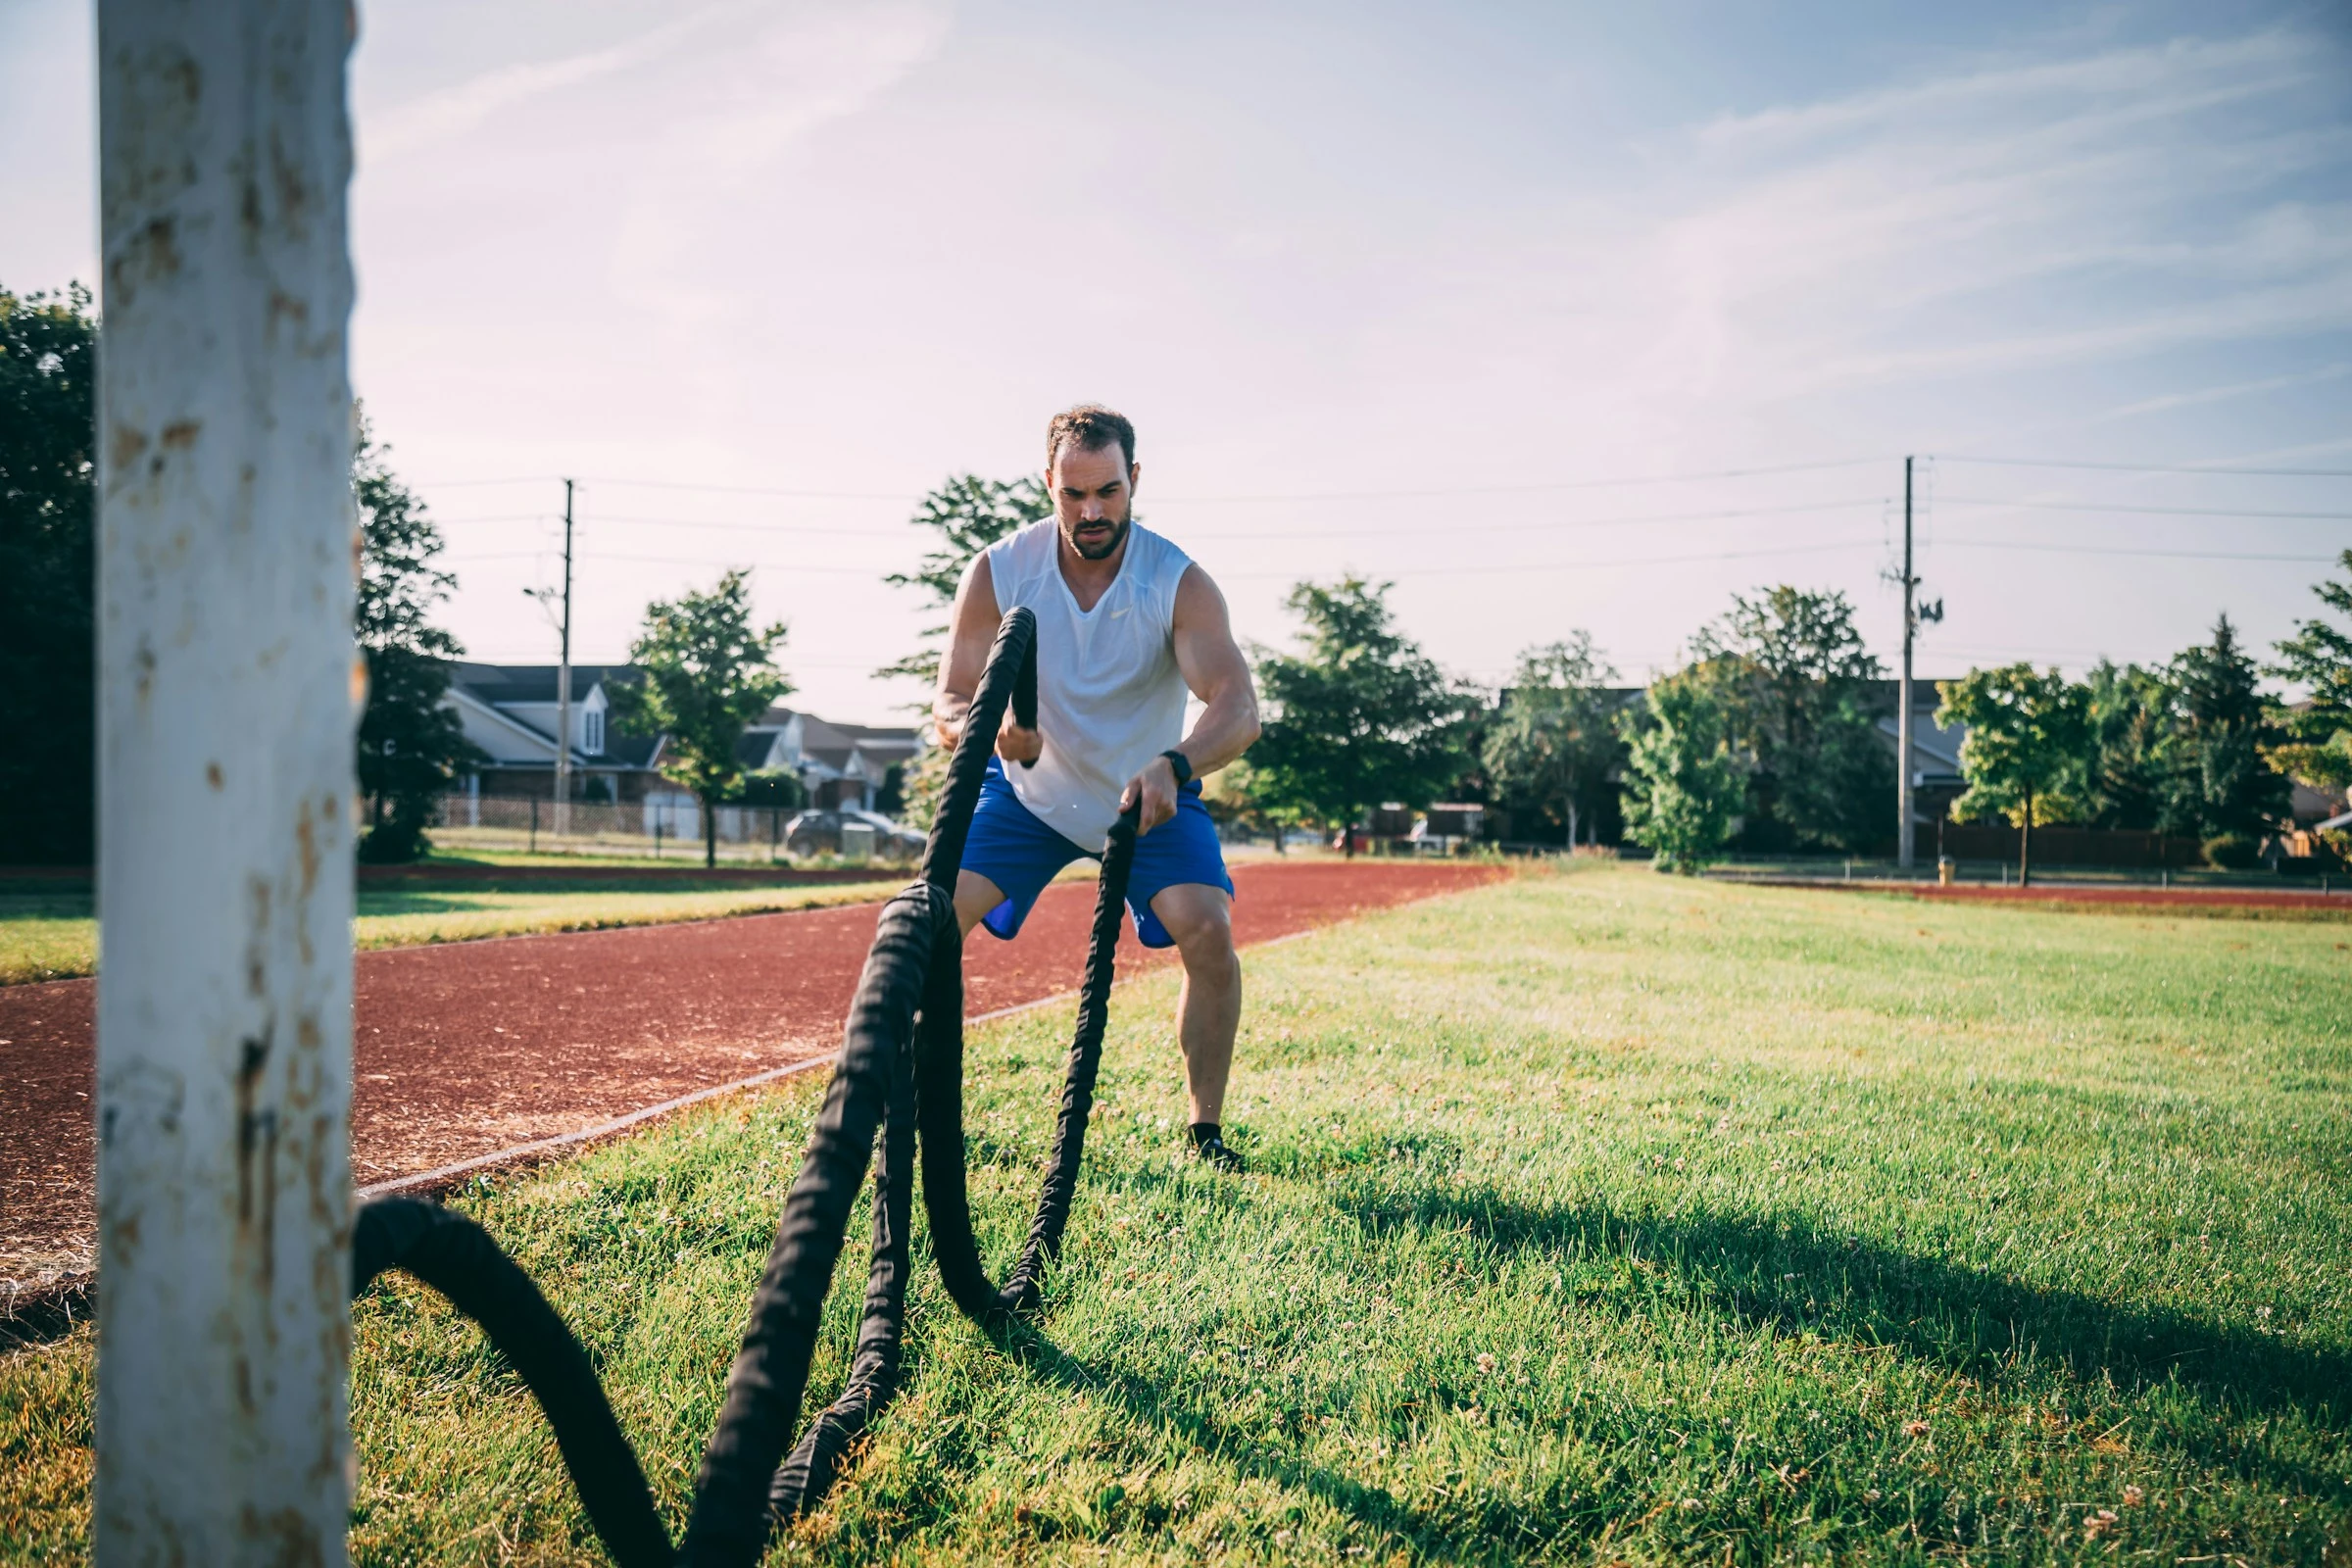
(0, 859), (1501, 1277)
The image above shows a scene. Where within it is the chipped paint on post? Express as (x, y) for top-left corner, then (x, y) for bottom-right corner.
(95, 2), (357, 1562)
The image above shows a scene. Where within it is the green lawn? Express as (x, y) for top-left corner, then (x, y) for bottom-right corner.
(5, 864), (2349, 1564)
(0, 878), (906, 985)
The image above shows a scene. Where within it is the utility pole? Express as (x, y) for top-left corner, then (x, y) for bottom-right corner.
(1898, 457), (1916, 872)
(95, 1), (356, 1560)
(1893, 458), (1943, 874)
(555, 479), (575, 839)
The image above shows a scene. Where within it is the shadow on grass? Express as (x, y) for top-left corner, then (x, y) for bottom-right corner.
(992, 1318), (1555, 1563)
(1331, 1179), (2352, 1430)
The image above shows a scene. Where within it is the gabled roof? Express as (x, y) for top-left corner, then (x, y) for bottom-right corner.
(1876, 710), (1967, 782)
(444, 662), (662, 767)
(735, 731), (781, 771)
(447, 662), (639, 706)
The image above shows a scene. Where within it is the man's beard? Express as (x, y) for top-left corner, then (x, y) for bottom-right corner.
(1066, 515), (1130, 562)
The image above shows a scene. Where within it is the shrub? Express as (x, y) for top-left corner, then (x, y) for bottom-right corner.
(2202, 832), (2260, 869)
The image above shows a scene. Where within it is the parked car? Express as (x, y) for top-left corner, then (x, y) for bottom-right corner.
(782, 808), (924, 864)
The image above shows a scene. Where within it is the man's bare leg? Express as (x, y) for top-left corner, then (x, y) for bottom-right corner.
(1148, 883), (1241, 1129)
(953, 869), (1008, 937)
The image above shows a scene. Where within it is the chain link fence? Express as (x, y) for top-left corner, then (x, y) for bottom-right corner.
(423, 794), (807, 863)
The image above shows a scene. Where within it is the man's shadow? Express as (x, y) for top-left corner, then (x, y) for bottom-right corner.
(928, 1168), (2349, 1559)
(1326, 1178), (2351, 1428)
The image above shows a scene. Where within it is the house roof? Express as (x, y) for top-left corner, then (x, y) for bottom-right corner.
(447, 662), (638, 706)
(764, 710), (920, 776)
(445, 672), (913, 777)
(445, 662), (662, 767)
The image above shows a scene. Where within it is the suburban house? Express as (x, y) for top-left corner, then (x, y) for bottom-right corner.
(737, 704), (923, 811)
(442, 664), (923, 816)
(444, 663), (665, 804)
(1871, 678), (1969, 833)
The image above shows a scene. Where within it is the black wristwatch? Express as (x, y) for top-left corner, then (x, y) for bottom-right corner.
(1158, 749), (1194, 789)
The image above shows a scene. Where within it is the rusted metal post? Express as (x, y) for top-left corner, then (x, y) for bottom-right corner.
(95, 1), (357, 1561)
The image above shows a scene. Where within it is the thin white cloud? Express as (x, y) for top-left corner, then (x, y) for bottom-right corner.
(606, 4), (955, 320)
(1635, 25), (2352, 401)
(2090, 362), (2351, 423)
(1691, 29), (2311, 152)
(366, 3), (762, 160)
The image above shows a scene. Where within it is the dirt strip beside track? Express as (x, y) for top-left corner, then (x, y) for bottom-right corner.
(1722, 875), (2351, 913)
(1, 859), (1502, 1279)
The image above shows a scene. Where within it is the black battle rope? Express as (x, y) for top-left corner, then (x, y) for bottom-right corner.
(688, 607), (1141, 1562)
(918, 803), (1138, 1324)
(350, 1199), (673, 1568)
(350, 609), (1139, 1567)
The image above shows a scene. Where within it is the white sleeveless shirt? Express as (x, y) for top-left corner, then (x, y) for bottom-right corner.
(984, 519), (1194, 850)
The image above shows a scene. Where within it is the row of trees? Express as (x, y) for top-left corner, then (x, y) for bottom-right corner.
(14, 301), (2343, 879)
(1924, 576), (2349, 880)
(875, 474), (1916, 858)
(1557, 562), (2352, 878)
(1224, 580), (1910, 864)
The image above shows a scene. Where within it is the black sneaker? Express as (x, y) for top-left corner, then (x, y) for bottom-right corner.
(1193, 1132), (1247, 1174)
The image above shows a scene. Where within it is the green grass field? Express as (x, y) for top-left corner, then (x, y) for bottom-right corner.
(5, 864), (2348, 1564)
(0, 877), (907, 985)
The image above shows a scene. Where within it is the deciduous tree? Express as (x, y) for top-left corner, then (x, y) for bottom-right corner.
(879, 474), (1051, 827)
(354, 413), (479, 862)
(877, 474), (1052, 690)
(1200, 756), (1308, 853)
(612, 569), (791, 868)
(2268, 551), (2352, 797)
(1690, 586), (1890, 853)
(0, 283), (96, 864)
(1482, 633), (1622, 848)
(1250, 576), (1471, 855)
(1936, 663), (2091, 885)
(1618, 663), (1746, 873)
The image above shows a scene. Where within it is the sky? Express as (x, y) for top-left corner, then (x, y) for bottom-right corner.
(6, 0), (2350, 723)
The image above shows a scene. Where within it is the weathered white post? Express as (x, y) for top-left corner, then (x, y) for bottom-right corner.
(95, 1), (358, 1561)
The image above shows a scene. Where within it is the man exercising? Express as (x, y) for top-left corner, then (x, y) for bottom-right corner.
(933, 405), (1261, 1172)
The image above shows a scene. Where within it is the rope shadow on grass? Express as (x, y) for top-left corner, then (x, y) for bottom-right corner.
(1330, 1180), (2352, 1437)
(986, 1317), (1553, 1562)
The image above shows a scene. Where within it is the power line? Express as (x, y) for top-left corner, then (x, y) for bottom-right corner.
(422, 451), (2352, 510)
(1196, 497), (1886, 539)
(443, 514), (891, 539)
(1205, 540), (1885, 579)
(1931, 540), (2335, 563)
(577, 476), (915, 500)
(1151, 457), (1886, 504)
(421, 457), (1889, 508)
(1936, 454), (2352, 478)
(448, 531), (2336, 578)
(441, 496), (1891, 542)
(1936, 497), (2352, 520)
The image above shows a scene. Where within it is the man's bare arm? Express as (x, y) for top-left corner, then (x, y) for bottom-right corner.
(931, 554), (1042, 762)
(1119, 564), (1261, 830)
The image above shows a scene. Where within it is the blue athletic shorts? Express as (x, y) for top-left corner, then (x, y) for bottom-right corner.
(960, 757), (1234, 949)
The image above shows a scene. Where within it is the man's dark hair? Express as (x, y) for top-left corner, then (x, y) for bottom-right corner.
(1046, 404), (1135, 472)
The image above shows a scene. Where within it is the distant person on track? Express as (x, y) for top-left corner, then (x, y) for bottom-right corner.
(933, 404), (1262, 1172)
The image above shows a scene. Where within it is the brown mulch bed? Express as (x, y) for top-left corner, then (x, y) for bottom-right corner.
(0, 859), (1502, 1287)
